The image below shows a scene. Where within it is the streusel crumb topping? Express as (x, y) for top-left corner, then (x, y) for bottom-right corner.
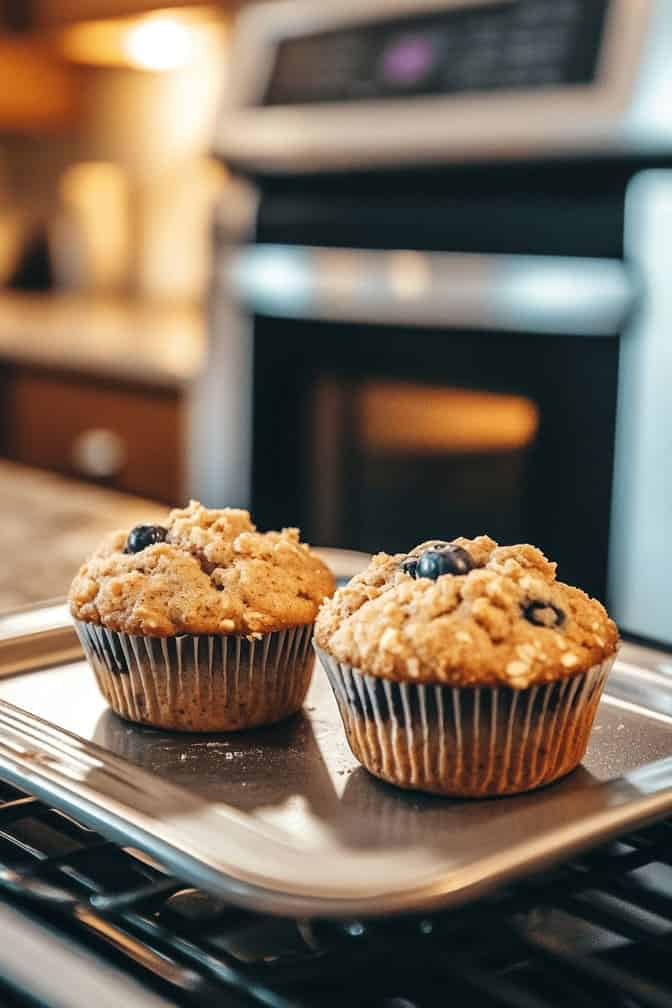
(70, 500), (335, 637)
(315, 537), (618, 688)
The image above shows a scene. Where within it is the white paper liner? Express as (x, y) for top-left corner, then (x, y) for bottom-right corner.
(315, 646), (615, 797)
(75, 620), (315, 732)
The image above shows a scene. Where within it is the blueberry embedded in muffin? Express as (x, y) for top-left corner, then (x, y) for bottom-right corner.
(409, 543), (475, 579)
(522, 599), (566, 629)
(124, 524), (168, 553)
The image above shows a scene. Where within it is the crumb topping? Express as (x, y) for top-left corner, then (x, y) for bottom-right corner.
(69, 500), (335, 637)
(315, 536), (618, 688)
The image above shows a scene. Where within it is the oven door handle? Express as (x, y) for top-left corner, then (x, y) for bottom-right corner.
(229, 245), (635, 336)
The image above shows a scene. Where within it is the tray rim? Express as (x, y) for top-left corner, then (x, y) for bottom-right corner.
(2, 603), (672, 918)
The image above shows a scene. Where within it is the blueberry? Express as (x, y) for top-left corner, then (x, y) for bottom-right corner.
(124, 524), (168, 554)
(401, 557), (418, 577)
(416, 545), (474, 580)
(523, 600), (565, 628)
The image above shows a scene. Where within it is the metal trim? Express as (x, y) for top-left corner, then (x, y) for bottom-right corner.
(0, 902), (176, 1008)
(608, 170), (672, 647)
(229, 245), (634, 335)
(186, 183), (260, 508)
(0, 601), (79, 678)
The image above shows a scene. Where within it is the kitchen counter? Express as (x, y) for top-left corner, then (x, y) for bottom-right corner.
(0, 293), (205, 388)
(0, 461), (163, 612)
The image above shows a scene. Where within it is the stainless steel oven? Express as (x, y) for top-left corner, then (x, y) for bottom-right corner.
(193, 0), (672, 647)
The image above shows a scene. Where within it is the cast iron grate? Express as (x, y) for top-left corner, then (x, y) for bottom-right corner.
(0, 776), (672, 1007)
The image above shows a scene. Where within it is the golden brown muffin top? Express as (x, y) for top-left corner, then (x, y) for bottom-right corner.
(69, 500), (335, 637)
(315, 536), (618, 688)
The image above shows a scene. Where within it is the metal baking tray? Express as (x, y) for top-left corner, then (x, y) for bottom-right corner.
(1, 596), (672, 919)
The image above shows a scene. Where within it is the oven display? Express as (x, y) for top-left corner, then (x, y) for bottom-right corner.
(263, 0), (609, 105)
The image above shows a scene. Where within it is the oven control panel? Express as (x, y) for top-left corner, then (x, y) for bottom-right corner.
(219, 0), (671, 172)
(264, 0), (608, 106)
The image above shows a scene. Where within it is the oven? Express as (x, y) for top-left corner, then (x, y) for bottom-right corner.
(194, 0), (672, 648)
(232, 187), (629, 608)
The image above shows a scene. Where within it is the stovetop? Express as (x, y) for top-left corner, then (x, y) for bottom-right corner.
(1, 777), (672, 1007)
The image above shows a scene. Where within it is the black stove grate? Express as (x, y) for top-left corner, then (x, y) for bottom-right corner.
(1, 777), (672, 1008)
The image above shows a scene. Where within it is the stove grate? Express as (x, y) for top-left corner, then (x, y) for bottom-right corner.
(1, 778), (672, 1007)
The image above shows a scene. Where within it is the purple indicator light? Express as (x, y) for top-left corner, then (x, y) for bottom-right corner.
(381, 34), (436, 86)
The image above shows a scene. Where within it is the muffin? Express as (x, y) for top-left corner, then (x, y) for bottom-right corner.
(314, 537), (618, 797)
(70, 500), (335, 731)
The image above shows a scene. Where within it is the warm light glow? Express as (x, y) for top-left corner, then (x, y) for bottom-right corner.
(60, 8), (224, 72)
(124, 16), (196, 71)
(362, 383), (540, 455)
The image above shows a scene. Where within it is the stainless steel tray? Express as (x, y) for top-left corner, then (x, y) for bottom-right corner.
(1, 601), (672, 919)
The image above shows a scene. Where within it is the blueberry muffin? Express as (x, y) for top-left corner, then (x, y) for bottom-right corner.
(315, 537), (618, 797)
(70, 501), (335, 731)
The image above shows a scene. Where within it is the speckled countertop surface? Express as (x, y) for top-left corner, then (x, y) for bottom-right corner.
(0, 461), (164, 612)
(0, 293), (205, 388)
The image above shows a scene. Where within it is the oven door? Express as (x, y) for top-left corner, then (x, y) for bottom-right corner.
(226, 245), (631, 604)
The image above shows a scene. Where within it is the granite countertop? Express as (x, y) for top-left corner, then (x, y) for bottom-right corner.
(1, 461), (164, 613)
(0, 293), (205, 388)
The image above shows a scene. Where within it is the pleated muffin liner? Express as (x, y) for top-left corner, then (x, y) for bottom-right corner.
(75, 619), (315, 732)
(315, 645), (615, 797)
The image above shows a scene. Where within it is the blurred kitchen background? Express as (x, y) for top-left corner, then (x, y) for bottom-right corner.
(0, 0), (240, 607)
(0, 0), (670, 650)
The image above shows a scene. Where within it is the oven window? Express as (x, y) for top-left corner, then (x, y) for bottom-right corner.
(360, 382), (539, 453)
(313, 379), (540, 552)
(252, 319), (619, 601)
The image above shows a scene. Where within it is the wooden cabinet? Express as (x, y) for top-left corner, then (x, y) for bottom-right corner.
(0, 37), (78, 131)
(1, 365), (182, 503)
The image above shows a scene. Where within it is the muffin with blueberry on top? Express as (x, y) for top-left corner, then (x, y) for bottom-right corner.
(315, 536), (618, 797)
(69, 501), (335, 731)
